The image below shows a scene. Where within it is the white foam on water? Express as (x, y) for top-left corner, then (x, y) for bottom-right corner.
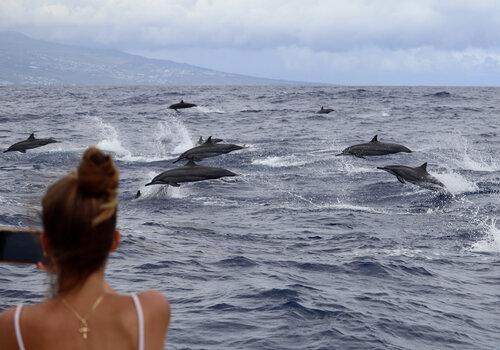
(46, 144), (84, 153)
(252, 155), (308, 168)
(195, 106), (225, 114)
(472, 219), (500, 253)
(433, 171), (479, 195)
(381, 112), (390, 117)
(281, 200), (385, 214)
(325, 203), (386, 214)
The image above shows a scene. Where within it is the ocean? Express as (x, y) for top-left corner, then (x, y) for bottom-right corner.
(0, 85), (499, 349)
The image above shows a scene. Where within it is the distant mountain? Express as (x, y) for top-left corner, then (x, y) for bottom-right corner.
(0, 32), (291, 86)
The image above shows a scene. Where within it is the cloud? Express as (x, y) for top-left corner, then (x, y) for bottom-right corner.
(134, 45), (500, 85)
(2, 0), (500, 84)
(1, 0), (500, 52)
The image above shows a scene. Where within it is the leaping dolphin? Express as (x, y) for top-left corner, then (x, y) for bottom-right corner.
(317, 106), (334, 114)
(337, 135), (411, 158)
(145, 160), (237, 187)
(4, 133), (59, 153)
(168, 100), (197, 111)
(174, 136), (244, 163)
(377, 162), (446, 192)
(198, 136), (223, 145)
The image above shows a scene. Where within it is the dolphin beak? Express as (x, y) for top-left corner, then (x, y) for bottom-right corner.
(145, 182), (153, 186)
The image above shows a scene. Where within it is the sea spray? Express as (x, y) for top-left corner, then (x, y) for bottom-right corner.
(441, 133), (500, 172)
(92, 116), (193, 161)
(472, 219), (500, 253)
(93, 117), (133, 159)
(154, 118), (194, 156)
(433, 171), (479, 195)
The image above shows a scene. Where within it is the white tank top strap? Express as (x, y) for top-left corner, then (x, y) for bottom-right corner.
(14, 304), (27, 350)
(131, 293), (145, 350)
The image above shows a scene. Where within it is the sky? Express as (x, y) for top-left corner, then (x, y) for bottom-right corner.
(1, 0), (500, 85)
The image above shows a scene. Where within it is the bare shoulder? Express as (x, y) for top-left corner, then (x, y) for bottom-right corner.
(137, 290), (170, 348)
(137, 290), (171, 318)
(0, 307), (17, 349)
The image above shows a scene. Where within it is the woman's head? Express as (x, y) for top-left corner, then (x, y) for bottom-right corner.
(42, 147), (119, 293)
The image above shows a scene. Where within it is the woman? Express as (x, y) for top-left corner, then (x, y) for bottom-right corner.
(0, 147), (170, 349)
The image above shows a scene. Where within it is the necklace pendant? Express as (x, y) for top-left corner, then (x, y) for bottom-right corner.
(79, 320), (90, 340)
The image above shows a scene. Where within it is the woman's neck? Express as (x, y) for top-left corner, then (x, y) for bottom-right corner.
(55, 269), (113, 303)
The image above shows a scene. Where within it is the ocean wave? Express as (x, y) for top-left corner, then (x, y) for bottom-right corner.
(344, 260), (390, 277)
(215, 256), (258, 267)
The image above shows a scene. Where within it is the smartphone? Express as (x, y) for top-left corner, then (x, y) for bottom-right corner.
(0, 228), (43, 264)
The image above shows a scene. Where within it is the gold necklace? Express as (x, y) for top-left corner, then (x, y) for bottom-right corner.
(61, 293), (105, 340)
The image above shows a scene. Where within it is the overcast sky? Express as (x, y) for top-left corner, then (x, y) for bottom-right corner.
(2, 0), (500, 85)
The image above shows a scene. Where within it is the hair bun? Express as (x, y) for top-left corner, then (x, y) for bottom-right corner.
(78, 147), (118, 196)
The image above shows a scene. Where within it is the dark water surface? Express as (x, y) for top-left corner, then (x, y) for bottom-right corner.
(0, 86), (499, 349)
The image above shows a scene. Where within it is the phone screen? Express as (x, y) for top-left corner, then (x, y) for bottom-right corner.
(0, 229), (43, 264)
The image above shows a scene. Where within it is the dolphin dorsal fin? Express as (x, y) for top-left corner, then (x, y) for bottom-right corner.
(370, 135), (378, 142)
(180, 99), (184, 103)
(28, 133), (35, 140)
(198, 136), (203, 143)
(204, 136), (213, 144)
(419, 162), (428, 171)
(186, 159), (197, 166)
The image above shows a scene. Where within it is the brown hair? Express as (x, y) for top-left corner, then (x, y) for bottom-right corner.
(42, 147), (119, 293)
